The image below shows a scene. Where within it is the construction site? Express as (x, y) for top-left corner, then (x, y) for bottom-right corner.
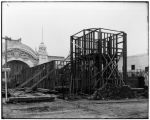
(2, 28), (148, 118)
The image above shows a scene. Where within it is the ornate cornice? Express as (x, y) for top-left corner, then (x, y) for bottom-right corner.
(2, 48), (39, 64)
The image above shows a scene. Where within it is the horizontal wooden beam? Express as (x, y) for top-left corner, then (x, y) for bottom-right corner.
(7, 96), (55, 103)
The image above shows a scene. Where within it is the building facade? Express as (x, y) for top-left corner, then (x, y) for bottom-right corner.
(118, 54), (149, 72)
(2, 38), (65, 77)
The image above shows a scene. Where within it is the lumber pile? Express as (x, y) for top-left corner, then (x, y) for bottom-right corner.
(5, 88), (55, 103)
(37, 88), (58, 94)
(88, 84), (135, 100)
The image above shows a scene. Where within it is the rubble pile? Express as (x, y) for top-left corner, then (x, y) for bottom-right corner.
(88, 84), (135, 100)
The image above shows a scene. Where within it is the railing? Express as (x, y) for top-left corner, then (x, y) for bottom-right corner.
(7, 59), (71, 92)
(9, 61), (56, 90)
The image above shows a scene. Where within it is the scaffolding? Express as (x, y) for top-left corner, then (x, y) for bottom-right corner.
(70, 28), (127, 94)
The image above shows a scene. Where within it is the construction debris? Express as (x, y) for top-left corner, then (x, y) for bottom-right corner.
(5, 88), (55, 103)
(37, 88), (50, 93)
(36, 88), (59, 94)
(88, 84), (135, 100)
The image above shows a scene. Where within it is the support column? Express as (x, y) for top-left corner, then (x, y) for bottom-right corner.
(123, 33), (127, 84)
(98, 29), (102, 87)
(70, 36), (73, 94)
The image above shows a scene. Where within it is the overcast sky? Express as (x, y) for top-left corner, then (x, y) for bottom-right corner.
(2, 2), (148, 57)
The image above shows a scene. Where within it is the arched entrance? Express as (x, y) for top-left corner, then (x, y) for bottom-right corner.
(2, 60), (30, 88)
(7, 60), (30, 76)
(2, 39), (39, 88)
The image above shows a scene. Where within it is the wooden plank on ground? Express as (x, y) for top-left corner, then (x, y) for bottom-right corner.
(7, 96), (55, 103)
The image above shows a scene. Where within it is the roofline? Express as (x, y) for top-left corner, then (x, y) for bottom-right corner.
(48, 55), (64, 58)
(127, 53), (148, 57)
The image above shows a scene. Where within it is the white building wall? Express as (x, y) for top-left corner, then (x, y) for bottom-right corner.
(38, 55), (48, 64)
(118, 54), (148, 72)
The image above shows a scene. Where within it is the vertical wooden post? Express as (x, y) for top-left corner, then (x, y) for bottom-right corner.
(83, 30), (86, 55)
(116, 34), (118, 67)
(5, 36), (8, 102)
(83, 30), (86, 91)
(70, 36), (73, 95)
(98, 29), (102, 87)
(123, 32), (127, 84)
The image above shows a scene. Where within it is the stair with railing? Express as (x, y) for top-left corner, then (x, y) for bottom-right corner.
(12, 61), (56, 91)
(10, 54), (71, 92)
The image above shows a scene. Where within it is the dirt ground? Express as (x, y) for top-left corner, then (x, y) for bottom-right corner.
(2, 98), (148, 119)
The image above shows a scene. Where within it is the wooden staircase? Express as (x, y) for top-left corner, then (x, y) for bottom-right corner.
(12, 56), (71, 92)
(12, 61), (56, 91)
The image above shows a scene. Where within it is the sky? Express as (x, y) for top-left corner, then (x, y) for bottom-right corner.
(2, 2), (148, 57)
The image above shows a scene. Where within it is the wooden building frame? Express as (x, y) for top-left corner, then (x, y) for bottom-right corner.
(70, 28), (127, 94)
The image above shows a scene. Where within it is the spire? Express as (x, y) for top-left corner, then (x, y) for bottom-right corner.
(42, 25), (43, 43)
(38, 26), (48, 64)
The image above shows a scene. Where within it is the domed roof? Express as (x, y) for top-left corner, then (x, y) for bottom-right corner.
(2, 39), (38, 59)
